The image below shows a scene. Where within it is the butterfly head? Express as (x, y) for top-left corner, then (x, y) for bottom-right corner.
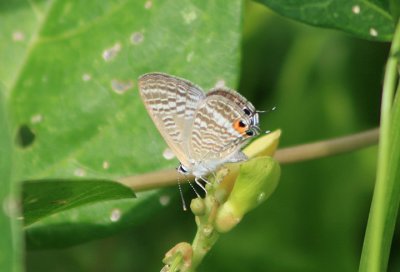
(232, 105), (260, 139)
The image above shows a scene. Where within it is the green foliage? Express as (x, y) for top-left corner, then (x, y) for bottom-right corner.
(0, 0), (399, 271)
(5, 0), (241, 181)
(23, 179), (135, 226)
(256, 0), (395, 41)
(390, 0), (400, 22)
(25, 191), (163, 249)
(1, 0), (243, 252)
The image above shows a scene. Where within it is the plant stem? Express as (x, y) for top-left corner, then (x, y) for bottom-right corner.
(274, 128), (379, 164)
(189, 224), (219, 271)
(359, 20), (400, 272)
(119, 128), (379, 191)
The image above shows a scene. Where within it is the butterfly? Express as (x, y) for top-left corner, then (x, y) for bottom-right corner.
(138, 73), (260, 186)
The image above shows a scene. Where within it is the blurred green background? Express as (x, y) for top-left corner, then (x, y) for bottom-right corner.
(24, 2), (396, 272)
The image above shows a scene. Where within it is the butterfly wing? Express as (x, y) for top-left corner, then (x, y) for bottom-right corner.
(138, 73), (206, 166)
(189, 88), (257, 167)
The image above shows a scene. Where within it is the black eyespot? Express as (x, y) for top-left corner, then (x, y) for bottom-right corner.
(246, 130), (254, 136)
(243, 108), (251, 116)
(238, 120), (246, 128)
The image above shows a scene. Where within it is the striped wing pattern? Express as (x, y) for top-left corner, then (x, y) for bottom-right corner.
(138, 73), (206, 166)
(189, 88), (253, 163)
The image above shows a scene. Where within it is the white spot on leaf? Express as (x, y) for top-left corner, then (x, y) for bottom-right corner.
(159, 195), (171, 206)
(369, 28), (378, 37)
(181, 9), (197, 24)
(102, 161), (110, 169)
(163, 148), (175, 160)
(74, 168), (86, 177)
(102, 42), (122, 62)
(12, 31), (25, 42)
(82, 73), (91, 82)
(144, 0), (152, 9)
(352, 5), (361, 14)
(111, 79), (134, 94)
(110, 208), (121, 222)
(215, 79), (226, 88)
(31, 114), (43, 124)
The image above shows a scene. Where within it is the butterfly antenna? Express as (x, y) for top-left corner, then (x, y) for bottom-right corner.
(188, 181), (201, 198)
(177, 178), (187, 211)
(256, 105), (277, 114)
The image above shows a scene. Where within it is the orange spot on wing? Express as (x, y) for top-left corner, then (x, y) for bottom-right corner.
(233, 120), (247, 134)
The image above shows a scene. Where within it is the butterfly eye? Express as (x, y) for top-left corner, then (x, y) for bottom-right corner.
(243, 108), (251, 116)
(245, 130), (254, 136)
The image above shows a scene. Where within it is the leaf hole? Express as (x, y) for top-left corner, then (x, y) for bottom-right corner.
(16, 124), (35, 148)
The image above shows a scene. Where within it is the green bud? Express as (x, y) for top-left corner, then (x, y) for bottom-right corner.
(218, 130), (281, 195)
(215, 156), (280, 233)
(190, 198), (206, 216)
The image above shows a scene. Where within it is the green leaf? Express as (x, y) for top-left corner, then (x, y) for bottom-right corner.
(256, 0), (395, 41)
(1, 0), (243, 248)
(0, 87), (23, 271)
(6, 0), (242, 182)
(25, 190), (172, 249)
(390, 0), (400, 22)
(23, 179), (135, 226)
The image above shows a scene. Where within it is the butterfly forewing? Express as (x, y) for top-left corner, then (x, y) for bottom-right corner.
(138, 73), (206, 165)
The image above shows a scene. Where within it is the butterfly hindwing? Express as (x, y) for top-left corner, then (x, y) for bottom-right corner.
(189, 88), (253, 164)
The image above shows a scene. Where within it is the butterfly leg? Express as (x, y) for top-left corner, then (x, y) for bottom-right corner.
(188, 181), (201, 198)
(195, 177), (207, 195)
(199, 176), (211, 185)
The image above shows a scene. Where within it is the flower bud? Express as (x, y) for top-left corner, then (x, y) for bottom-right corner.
(190, 198), (205, 216)
(218, 130), (281, 194)
(215, 156), (280, 233)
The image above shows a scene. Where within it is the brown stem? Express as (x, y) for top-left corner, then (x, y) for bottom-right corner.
(274, 127), (379, 163)
(119, 128), (379, 191)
